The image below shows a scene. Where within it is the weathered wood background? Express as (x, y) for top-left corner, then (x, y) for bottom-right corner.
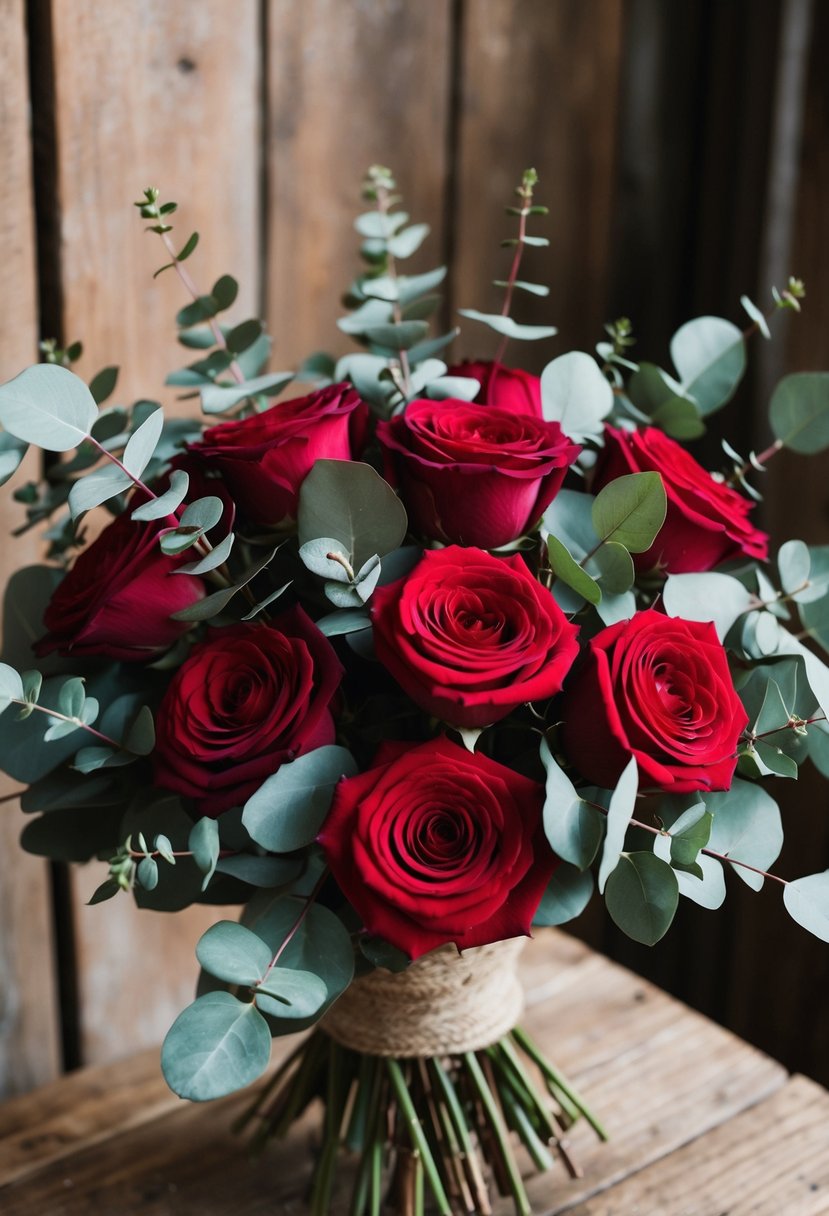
(0, 0), (826, 1097)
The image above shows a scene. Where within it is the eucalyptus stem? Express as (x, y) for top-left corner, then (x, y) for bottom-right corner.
(494, 168), (539, 365)
(11, 699), (122, 750)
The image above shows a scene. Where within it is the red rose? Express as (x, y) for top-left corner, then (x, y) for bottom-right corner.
(36, 512), (204, 661)
(446, 359), (542, 417)
(185, 383), (368, 527)
(561, 609), (748, 793)
(318, 736), (556, 959)
(377, 399), (579, 548)
(594, 426), (768, 573)
(371, 546), (579, 729)
(153, 608), (342, 815)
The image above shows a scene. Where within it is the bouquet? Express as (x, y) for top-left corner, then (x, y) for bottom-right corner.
(0, 164), (828, 1216)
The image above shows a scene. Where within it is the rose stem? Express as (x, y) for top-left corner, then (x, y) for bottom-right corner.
(309, 1040), (346, 1216)
(510, 1026), (607, 1139)
(429, 1057), (491, 1215)
(386, 1058), (453, 1216)
(416, 1058), (455, 1200)
(464, 1051), (532, 1216)
(157, 230), (246, 386)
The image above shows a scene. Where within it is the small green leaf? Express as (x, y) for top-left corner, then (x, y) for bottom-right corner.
(458, 310), (557, 341)
(0, 663), (24, 713)
(670, 316), (746, 414)
(588, 542), (635, 594)
(88, 366), (119, 406)
(592, 471), (667, 553)
(546, 535), (600, 605)
(770, 373), (829, 454)
(783, 871), (829, 942)
(67, 464), (133, 520)
(254, 968), (328, 1019)
(200, 371), (294, 416)
(532, 865), (594, 927)
(189, 817), (220, 890)
(177, 532), (234, 576)
(242, 745), (358, 853)
(663, 572), (754, 642)
(131, 469), (190, 521)
(196, 920), (272, 985)
(298, 461), (407, 572)
(177, 231), (199, 262)
(211, 274), (239, 311)
(605, 852), (679, 945)
(0, 364), (98, 452)
(540, 351), (613, 440)
(363, 321), (429, 351)
(226, 319), (262, 355)
(540, 738), (603, 870)
(161, 992), (271, 1101)
(668, 805), (712, 867)
(598, 757), (638, 893)
(137, 856), (159, 891)
(388, 223), (430, 259)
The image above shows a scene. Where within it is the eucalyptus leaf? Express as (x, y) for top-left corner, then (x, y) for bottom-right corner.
(254, 968), (328, 1019)
(177, 532), (234, 576)
(67, 464), (133, 519)
(131, 469), (190, 521)
(297, 461), (407, 571)
(670, 316), (746, 414)
(592, 472), (667, 553)
(161, 991), (271, 1101)
(598, 757), (638, 893)
(587, 542), (635, 594)
(663, 572), (754, 642)
(533, 864), (594, 927)
(605, 852), (679, 945)
(0, 364), (98, 452)
(459, 310), (557, 341)
(189, 816), (220, 890)
(540, 738), (603, 870)
(122, 407), (163, 478)
(196, 920), (272, 986)
(769, 373), (829, 453)
(242, 745), (358, 853)
(200, 372), (294, 416)
(540, 351), (613, 440)
(705, 778), (783, 890)
(783, 871), (829, 942)
(546, 535), (600, 605)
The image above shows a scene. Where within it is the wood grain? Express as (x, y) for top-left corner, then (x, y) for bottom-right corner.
(0, 0), (61, 1098)
(265, 0), (454, 369)
(0, 931), (788, 1215)
(450, 0), (624, 370)
(44, 0), (262, 1067)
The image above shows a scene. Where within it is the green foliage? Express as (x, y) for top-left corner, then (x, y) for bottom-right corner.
(605, 853), (679, 945)
(769, 373), (829, 453)
(254, 969), (328, 1020)
(669, 316), (746, 415)
(540, 739), (603, 870)
(457, 310), (557, 342)
(546, 535), (600, 605)
(663, 571), (754, 642)
(591, 472), (667, 553)
(196, 920), (272, 986)
(597, 757), (638, 893)
(705, 779), (783, 891)
(532, 864), (594, 927)
(540, 351), (613, 440)
(189, 817), (220, 891)
(783, 871), (829, 942)
(161, 991), (271, 1101)
(297, 460), (408, 574)
(0, 364), (98, 452)
(242, 746), (358, 853)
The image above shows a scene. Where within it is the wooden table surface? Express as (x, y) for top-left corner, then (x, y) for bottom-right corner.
(1, 930), (827, 1215)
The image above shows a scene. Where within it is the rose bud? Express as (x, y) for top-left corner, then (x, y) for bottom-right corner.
(36, 511), (205, 661)
(445, 359), (543, 417)
(371, 546), (579, 729)
(593, 425), (768, 574)
(561, 609), (748, 793)
(377, 398), (580, 549)
(185, 382), (368, 528)
(318, 736), (557, 959)
(152, 608), (342, 816)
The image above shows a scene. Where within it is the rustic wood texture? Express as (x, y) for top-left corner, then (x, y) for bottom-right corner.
(0, 931), (791, 1215)
(0, 0), (61, 1098)
(450, 0), (625, 371)
(43, 0), (263, 1067)
(265, 0), (454, 369)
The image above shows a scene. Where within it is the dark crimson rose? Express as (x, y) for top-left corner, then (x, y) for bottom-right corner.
(185, 383), (368, 527)
(318, 736), (557, 959)
(561, 609), (748, 793)
(377, 398), (579, 548)
(153, 608), (342, 815)
(594, 425), (769, 574)
(445, 359), (543, 417)
(36, 512), (204, 661)
(371, 546), (579, 729)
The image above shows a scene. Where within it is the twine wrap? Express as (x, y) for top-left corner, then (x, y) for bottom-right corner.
(322, 937), (525, 1057)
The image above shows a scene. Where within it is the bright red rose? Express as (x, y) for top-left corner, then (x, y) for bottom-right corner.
(153, 608), (342, 815)
(185, 383), (368, 528)
(445, 359), (543, 417)
(561, 609), (748, 793)
(318, 736), (557, 959)
(594, 425), (768, 573)
(36, 512), (205, 661)
(377, 399), (579, 548)
(371, 546), (579, 729)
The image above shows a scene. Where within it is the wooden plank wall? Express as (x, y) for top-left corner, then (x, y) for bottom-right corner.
(0, 0), (61, 1095)
(0, 0), (827, 1097)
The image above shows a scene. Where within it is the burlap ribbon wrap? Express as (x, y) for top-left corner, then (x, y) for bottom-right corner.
(322, 937), (526, 1057)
